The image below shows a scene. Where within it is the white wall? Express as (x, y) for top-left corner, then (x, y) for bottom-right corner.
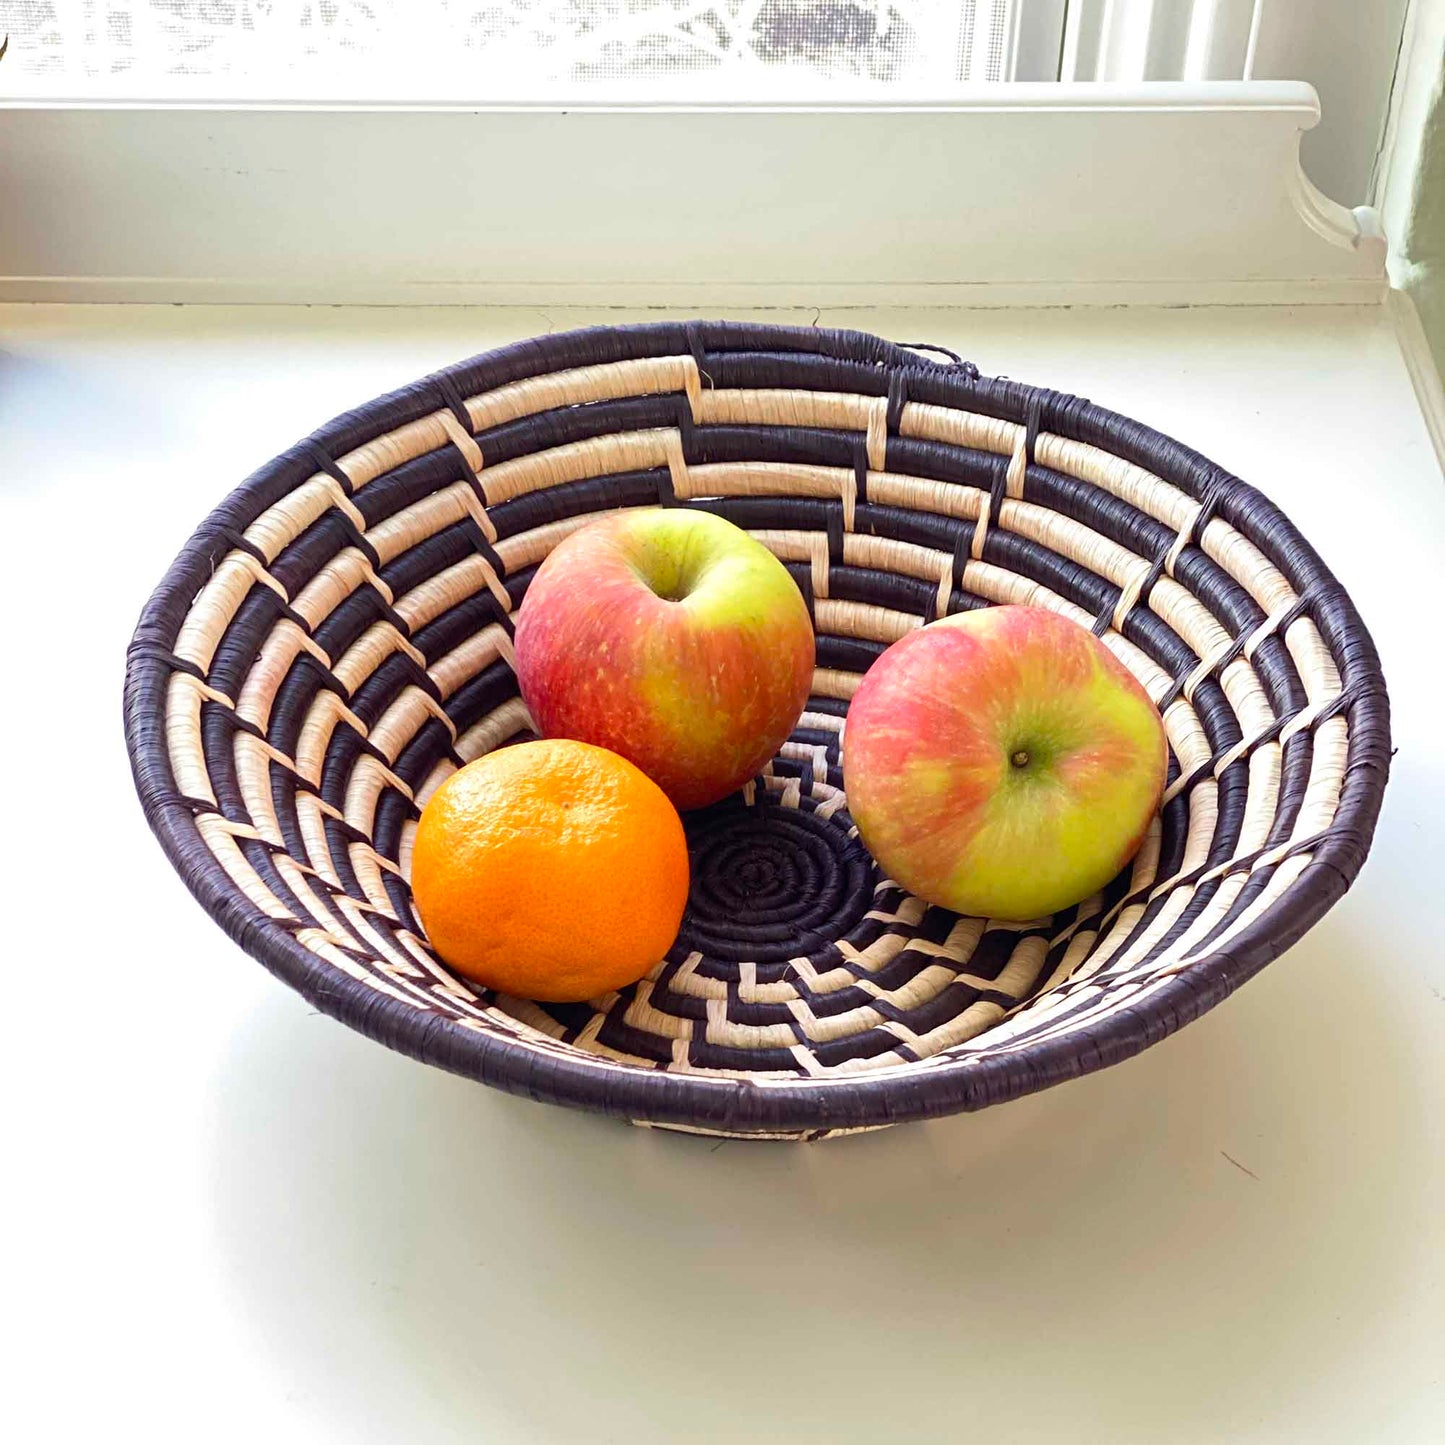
(1253, 0), (1412, 204)
(1377, 0), (1445, 378)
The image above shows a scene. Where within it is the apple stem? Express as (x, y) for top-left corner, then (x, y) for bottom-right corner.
(1011, 750), (1031, 769)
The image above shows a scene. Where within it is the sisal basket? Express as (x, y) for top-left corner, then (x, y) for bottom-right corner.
(124, 323), (1390, 1140)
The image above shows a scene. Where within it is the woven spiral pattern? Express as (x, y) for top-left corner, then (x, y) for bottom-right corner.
(124, 322), (1389, 1139)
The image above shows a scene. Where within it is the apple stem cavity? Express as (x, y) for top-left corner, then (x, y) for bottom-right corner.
(631, 555), (694, 604)
(645, 564), (691, 602)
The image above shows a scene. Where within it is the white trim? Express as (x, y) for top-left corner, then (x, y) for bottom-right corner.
(1374, 0), (1445, 246)
(0, 83), (1385, 308)
(1285, 162), (1389, 265)
(1241, 0), (1266, 79)
(0, 277), (1389, 309)
(1387, 286), (1445, 473)
(0, 80), (1334, 112)
(1011, 0), (1069, 81)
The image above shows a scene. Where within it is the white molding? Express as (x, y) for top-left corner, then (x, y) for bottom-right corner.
(0, 276), (1389, 309)
(0, 83), (1386, 308)
(1284, 160), (1389, 266)
(1374, 0), (1445, 248)
(1388, 286), (1445, 473)
(0, 80), (1339, 112)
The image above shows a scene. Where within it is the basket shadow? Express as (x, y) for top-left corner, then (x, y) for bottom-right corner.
(208, 919), (1425, 1443)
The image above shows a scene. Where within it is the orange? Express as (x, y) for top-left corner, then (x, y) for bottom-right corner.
(410, 738), (690, 1003)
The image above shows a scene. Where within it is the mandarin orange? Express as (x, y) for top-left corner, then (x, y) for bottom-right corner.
(410, 738), (690, 1002)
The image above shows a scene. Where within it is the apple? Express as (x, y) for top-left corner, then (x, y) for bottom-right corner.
(515, 508), (815, 810)
(843, 605), (1167, 920)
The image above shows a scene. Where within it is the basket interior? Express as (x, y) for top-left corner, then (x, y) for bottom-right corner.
(127, 322), (1387, 1133)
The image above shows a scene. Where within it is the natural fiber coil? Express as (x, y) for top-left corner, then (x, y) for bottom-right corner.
(124, 322), (1390, 1139)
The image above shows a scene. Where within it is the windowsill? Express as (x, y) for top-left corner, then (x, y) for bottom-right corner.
(0, 80), (1323, 109)
(3, 296), (1441, 1441)
(0, 83), (1385, 308)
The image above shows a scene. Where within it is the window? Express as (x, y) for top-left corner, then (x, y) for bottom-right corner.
(2, 0), (1395, 145)
(0, 0), (1409, 303)
(1, 1), (1054, 98)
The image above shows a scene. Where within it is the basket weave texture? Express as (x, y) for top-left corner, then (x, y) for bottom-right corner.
(124, 323), (1390, 1139)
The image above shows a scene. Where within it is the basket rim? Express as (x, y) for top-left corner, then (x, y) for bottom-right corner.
(123, 320), (1391, 1133)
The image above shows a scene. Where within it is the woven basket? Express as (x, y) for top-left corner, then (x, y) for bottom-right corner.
(124, 322), (1389, 1140)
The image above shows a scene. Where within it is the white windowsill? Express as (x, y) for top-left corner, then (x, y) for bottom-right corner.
(3, 295), (1441, 1442)
(0, 82), (1386, 309)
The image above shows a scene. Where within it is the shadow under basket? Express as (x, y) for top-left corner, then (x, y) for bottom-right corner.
(124, 323), (1390, 1140)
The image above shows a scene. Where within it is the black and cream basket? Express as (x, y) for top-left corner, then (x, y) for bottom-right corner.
(124, 323), (1389, 1139)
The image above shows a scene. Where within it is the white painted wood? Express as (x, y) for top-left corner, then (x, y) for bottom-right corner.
(1064, 0), (1259, 81)
(1144, 0), (1196, 82)
(1060, 0), (1105, 79)
(1195, 0), (1260, 80)
(3, 299), (1441, 1443)
(1388, 286), (1445, 472)
(1012, 0), (1070, 79)
(1375, 0), (1445, 260)
(2, 275), (1386, 308)
(0, 83), (1385, 307)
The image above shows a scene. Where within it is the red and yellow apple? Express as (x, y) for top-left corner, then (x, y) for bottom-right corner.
(515, 508), (814, 810)
(843, 605), (1167, 920)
